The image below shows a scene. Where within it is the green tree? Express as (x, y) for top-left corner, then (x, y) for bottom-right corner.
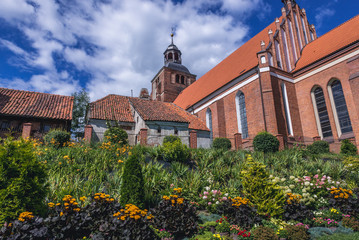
(71, 89), (90, 138)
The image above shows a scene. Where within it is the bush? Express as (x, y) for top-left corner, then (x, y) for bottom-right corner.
(120, 149), (145, 209)
(163, 135), (181, 144)
(252, 226), (277, 240)
(307, 140), (329, 154)
(152, 189), (198, 238)
(240, 155), (285, 217)
(0, 138), (48, 224)
(285, 225), (310, 240)
(212, 138), (232, 151)
(161, 139), (190, 163)
(253, 132), (279, 153)
(283, 193), (313, 222)
(216, 197), (261, 229)
(104, 126), (128, 145)
(43, 129), (71, 148)
(342, 217), (359, 231)
(341, 139), (358, 155)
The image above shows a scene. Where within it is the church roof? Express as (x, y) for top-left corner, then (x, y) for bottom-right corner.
(294, 14), (359, 71)
(89, 94), (209, 131)
(173, 18), (280, 110)
(0, 88), (73, 120)
(166, 62), (191, 74)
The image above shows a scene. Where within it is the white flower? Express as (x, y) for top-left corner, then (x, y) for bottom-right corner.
(225, 193), (229, 196)
(302, 189), (307, 193)
(205, 186), (210, 191)
(314, 195), (317, 198)
(289, 185), (295, 189)
(304, 182), (310, 186)
(281, 178), (286, 182)
(310, 183), (313, 186)
(216, 201), (219, 204)
(289, 176), (295, 180)
(203, 196), (207, 199)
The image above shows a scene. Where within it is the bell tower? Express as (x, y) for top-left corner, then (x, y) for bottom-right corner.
(150, 32), (196, 103)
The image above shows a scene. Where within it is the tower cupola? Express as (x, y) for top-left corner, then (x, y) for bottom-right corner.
(164, 33), (182, 65)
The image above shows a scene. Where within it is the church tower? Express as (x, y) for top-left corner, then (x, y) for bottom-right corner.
(150, 33), (196, 102)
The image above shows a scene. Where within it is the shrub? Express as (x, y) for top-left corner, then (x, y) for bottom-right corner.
(216, 197), (261, 229)
(328, 187), (359, 217)
(307, 140), (329, 154)
(342, 217), (359, 231)
(344, 156), (359, 173)
(253, 132), (279, 153)
(43, 129), (71, 148)
(240, 155), (285, 217)
(285, 225), (310, 240)
(161, 139), (190, 163)
(283, 193), (313, 222)
(152, 189), (198, 238)
(252, 226), (277, 240)
(163, 135), (181, 144)
(0, 138), (48, 224)
(104, 126), (128, 145)
(341, 139), (358, 155)
(120, 149), (145, 209)
(212, 138), (232, 151)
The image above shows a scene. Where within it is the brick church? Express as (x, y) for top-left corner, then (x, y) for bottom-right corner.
(149, 0), (359, 152)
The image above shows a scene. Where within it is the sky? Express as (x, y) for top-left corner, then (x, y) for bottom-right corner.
(0, 0), (358, 101)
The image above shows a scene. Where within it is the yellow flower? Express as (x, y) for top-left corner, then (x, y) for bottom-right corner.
(48, 202), (55, 208)
(80, 196), (87, 202)
(60, 212), (64, 216)
(118, 159), (124, 163)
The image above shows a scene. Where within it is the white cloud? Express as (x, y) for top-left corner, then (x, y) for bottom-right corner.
(315, 8), (335, 29)
(0, 0), (270, 100)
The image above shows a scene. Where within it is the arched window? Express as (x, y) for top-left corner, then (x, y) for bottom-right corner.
(328, 80), (352, 136)
(175, 74), (179, 83)
(281, 83), (293, 135)
(206, 108), (213, 140)
(157, 126), (161, 134)
(181, 76), (185, 84)
(311, 86), (332, 138)
(174, 53), (178, 61)
(288, 19), (298, 61)
(168, 53), (173, 60)
(268, 52), (274, 66)
(235, 91), (249, 139)
(174, 126), (178, 135)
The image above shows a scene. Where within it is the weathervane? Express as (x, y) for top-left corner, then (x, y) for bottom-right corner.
(171, 26), (176, 44)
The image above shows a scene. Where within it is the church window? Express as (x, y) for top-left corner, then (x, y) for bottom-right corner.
(310, 30), (314, 41)
(281, 83), (293, 135)
(168, 53), (173, 60)
(275, 40), (283, 69)
(206, 108), (213, 140)
(157, 126), (161, 134)
(1, 121), (10, 129)
(311, 86), (332, 138)
(174, 127), (178, 135)
(294, 12), (303, 49)
(176, 74), (180, 83)
(261, 56), (266, 64)
(268, 53), (274, 66)
(281, 28), (292, 71)
(328, 79), (352, 136)
(181, 76), (185, 84)
(174, 52), (178, 61)
(301, 15), (308, 44)
(288, 19), (298, 61)
(235, 91), (249, 139)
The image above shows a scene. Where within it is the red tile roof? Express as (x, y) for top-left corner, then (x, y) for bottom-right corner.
(173, 19), (279, 110)
(89, 94), (134, 123)
(294, 14), (359, 71)
(0, 88), (73, 120)
(89, 94), (209, 131)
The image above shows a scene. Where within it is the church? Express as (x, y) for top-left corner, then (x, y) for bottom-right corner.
(88, 0), (359, 152)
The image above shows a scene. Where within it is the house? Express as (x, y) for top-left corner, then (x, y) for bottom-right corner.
(0, 88), (73, 139)
(87, 95), (210, 147)
(166, 0), (359, 152)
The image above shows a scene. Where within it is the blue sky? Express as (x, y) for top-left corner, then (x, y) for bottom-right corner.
(0, 0), (358, 101)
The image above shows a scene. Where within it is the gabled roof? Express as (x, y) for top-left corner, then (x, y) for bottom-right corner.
(89, 94), (134, 123)
(0, 88), (73, 120)
(173, 19), (279, 110)
(294, 14), (359, 71)
(89, 94), (209, 131)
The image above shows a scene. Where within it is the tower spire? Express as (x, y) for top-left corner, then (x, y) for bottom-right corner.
(171, 27), (175, 45)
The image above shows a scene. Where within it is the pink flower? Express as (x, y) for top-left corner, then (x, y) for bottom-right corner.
(203, 196), (207, 199)
(222, 197), (227, 201)
(314, 174), (318, 179)
(208, 202), (212, 205)
(203, 191), (209, 195)
(199, 194), (202, 197)
(212, 190), (218, 195)
(170, 184), (174, 188)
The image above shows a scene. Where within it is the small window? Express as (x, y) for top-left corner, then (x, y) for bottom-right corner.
(157, 126), (161, 134)
(168, 53), (173, 60)
(137, 117), (139, 123)
(181, 76), (185, 84)
(175, 74), (179, 83)
(1, 121), (10, 129)
(312, 86), (332, 138)
(174, 52), (178, 61)
(174, 127), (178, 135)
(43, 124), (51, 132)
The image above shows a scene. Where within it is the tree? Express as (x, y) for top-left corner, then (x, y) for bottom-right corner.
(71, 89), (90, 138)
